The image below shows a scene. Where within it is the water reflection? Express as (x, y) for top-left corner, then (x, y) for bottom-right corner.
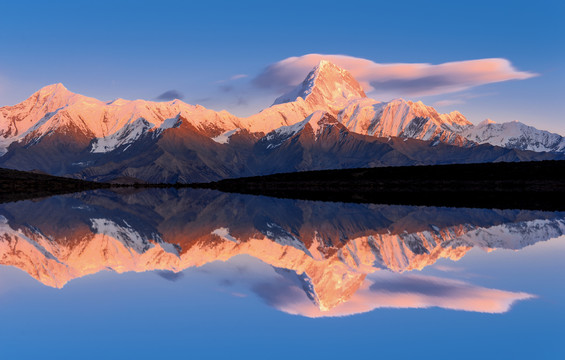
(0, 188), (563, 316)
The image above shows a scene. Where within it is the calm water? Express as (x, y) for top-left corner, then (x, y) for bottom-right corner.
(0, 189), (564, 359)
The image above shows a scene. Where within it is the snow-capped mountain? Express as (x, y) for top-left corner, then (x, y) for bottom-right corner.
(0, 83), (241, 155)
(238, 60), (366, 133)
(242, 60), (473, 145)
(0, 84), (96, 155)
(338, 97), (473, 145)
(0, 60), (563, 182)
(460, 119), (565, 153)
(273, 60), (367, 109)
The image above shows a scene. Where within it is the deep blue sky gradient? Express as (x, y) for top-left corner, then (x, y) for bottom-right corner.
(0, 0), (563, 132)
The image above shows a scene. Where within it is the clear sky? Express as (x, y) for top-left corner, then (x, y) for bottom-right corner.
(0, 0), (563, 134)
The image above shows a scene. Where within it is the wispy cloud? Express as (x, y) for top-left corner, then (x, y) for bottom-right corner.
(236, 96), (248, 106)
(215, 74), (249, 84)
(194, 97), (212, 104)
(433, 92), (498, 107)
(230, 74), (248, 80)
(433, 265), (465, 272)
(155, 89), (184, 101)
(252, 54), (537, 98)
(434, 99), (466, 107)
(219, 84), (234, 93)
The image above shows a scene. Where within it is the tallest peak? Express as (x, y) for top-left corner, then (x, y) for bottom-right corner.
(313, 59), (347, 75)
(272, 60), (366, 108)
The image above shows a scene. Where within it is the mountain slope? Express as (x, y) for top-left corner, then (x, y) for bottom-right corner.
(251, 112), (563, 177)
(0, 84), (241, 156)
(338, 98), (473, 145)
(78, 118), (259, 183)
(460, 119), (565, 152)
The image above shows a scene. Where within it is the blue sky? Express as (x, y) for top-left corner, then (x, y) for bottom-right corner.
(0, 0), (563, 133)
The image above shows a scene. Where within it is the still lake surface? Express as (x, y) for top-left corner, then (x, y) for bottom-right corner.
(0, 188), (563, 359)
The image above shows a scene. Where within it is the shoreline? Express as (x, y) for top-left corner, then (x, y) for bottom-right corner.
(1, 160), (564, 210)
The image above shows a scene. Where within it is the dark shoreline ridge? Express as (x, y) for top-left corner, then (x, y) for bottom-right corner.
(0, 168), (112, 203)
(191, 160), (565, 211)
(1, 160), (564, 210)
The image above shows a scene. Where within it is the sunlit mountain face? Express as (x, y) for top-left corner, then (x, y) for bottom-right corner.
(1, 62), (563, 183)
(1, 188), (563, 317)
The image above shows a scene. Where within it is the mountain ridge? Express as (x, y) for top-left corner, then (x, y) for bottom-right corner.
(461, 118), (565, 152)
(1, 60), (563, 182)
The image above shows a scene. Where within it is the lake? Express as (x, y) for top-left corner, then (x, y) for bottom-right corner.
(0, 188), (563, 359)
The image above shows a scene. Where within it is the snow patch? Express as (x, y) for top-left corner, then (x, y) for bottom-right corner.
(212, 227), (239, 243)
(262, 110), (332, 149)
(159, 115), (182, 130)
(460, 120), (565, 152)
(91, 118), (154, 153)
(90, 218), (152, 254)
(212, 128), (240, 144)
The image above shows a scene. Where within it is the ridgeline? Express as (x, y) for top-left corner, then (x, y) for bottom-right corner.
(0, 168), (112, 203)
(192, 160), (565, 211)
(1, 160), (564, 210)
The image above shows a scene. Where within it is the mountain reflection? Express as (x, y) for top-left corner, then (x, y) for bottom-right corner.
(0, 189), (563, 316)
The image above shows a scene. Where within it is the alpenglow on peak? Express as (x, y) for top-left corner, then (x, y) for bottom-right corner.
(272, 60), (367, 110)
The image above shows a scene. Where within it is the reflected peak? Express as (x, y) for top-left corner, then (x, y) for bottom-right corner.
(1, 189), (562, 316)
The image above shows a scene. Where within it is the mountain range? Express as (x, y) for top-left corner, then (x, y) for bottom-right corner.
(1, 60), (563, 183)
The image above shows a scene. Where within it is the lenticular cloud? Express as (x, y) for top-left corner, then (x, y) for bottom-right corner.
(253, 54), (536, 97)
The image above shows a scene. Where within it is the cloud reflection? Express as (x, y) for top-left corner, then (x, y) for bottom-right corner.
(274, 273), (534, 317)
(0, 189), (560, 317)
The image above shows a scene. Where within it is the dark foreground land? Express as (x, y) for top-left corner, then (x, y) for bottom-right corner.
(194, 160), (565, 211)
(0, 168), (112, 203)
(1, 160), (564, 210)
